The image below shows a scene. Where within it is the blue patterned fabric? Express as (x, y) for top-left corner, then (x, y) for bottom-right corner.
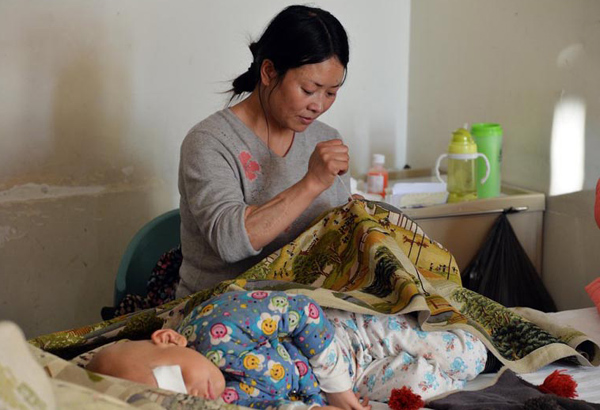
(176, 291), (335, 409)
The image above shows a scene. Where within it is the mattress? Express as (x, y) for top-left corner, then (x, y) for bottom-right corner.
(371, 307), (600, 409)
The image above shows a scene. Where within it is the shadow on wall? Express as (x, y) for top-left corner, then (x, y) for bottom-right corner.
(3, 6), (143, 188)
(543, 188), (600, 310)
(541, 34), (600, 310)
(549, 38), (600, 196)
(50, 52), (129, 184)
(0, 5), (168, 338)
(544, 92), (598, 310)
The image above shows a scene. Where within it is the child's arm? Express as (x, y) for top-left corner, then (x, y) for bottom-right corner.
(283, 296), (354, 395)
(307, 336), (352, 393)
(325, 390), (371, 410)
(285, 297), (367, 409)
(324, 390), (371, 410)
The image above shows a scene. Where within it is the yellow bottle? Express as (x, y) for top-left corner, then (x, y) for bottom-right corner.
(435, 128), (490, 203)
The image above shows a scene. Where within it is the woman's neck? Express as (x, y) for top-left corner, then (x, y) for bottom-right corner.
(231, 92), (295, 157)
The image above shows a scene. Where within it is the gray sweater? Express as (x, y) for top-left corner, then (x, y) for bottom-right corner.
(177, 109), (350, 296)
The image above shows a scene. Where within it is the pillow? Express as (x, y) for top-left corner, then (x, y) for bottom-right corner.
(69, 340), (124, 368)
(0, 321), (56, 409)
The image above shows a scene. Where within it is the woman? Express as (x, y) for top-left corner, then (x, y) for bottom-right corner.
(177, 5), (352, 297)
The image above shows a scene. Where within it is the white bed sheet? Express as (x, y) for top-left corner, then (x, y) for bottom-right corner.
(370, 307), (600, 410)
(465, 307), (600, 403)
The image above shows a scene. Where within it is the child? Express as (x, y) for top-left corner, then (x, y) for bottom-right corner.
(88, 291), (487, 409)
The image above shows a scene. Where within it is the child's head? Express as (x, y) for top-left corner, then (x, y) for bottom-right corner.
(87, 328), (225, 400)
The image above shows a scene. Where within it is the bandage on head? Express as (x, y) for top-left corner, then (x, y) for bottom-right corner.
(152, 365), (187, 394)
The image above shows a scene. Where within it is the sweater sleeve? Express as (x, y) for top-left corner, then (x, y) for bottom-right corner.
(179, 130), (261, 263)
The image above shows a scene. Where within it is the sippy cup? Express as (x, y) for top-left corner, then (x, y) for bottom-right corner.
(435, 128), (490, 203)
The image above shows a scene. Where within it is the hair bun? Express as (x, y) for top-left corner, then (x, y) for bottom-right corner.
(229, 5), (348, 103)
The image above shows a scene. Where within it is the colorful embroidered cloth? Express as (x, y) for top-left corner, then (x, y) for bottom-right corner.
(29, 200), (600, 409)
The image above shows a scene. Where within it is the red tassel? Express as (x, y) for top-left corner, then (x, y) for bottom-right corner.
(537, 369), (578, 398)
(388, 386), (425, 410)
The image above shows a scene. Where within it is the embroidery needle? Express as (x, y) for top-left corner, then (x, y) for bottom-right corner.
(337, 174), (353, 202)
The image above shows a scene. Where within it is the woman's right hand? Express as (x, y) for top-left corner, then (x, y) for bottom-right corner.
(243, 138), (349, 251)
(305, 139), (349, 194)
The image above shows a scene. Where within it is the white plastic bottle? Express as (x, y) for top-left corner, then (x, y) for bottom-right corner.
(366, 154), (388, 197)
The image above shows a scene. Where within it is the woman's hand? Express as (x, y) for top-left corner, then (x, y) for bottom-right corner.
(325, 390), (371, 410)
(305, 139), (349, 194)
(244, 138), (349, 251)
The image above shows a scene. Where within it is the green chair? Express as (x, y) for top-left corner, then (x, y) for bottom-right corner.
(113, 209), (181, 307)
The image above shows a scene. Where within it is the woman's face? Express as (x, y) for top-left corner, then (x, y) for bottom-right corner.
(263, 57), (345, 133)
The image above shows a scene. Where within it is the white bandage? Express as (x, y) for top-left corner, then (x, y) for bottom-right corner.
(152, 365), (187, 394)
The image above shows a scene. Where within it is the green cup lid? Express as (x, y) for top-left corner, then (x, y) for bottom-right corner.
(471, 123), (503, 137)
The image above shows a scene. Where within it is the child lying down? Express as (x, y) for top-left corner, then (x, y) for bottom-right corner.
(87, 291), (487, 409)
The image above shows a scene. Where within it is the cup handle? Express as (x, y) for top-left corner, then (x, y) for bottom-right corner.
(434, 154), (447, 184)
(477, 153), (491, 184)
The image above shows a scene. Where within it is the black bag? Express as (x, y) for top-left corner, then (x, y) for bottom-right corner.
(462, 209), (557, 312)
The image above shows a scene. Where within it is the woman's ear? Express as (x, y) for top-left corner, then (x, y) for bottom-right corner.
(260, 59), (277, 87)
(151, 329), (187, 347)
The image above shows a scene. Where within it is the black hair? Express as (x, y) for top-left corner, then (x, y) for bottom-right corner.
(230, 5), (349, 99)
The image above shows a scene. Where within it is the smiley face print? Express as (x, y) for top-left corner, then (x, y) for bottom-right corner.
(180, 324), (198, 343)
(199, 303), (216, 317)
(209, 322), (233, 345)
(304, 302), (321, 324)
(257, 312), (280, 336)
(294, 360), (309, 377)
(205, 349), (226, 368)
(265, 360), (286, 382)
(239, 382), (259, 397)
(221, 388), (239, 403)
(287, 310), (301, 332)
(242, 353), (265, 371)
(276, 344), (291, 362)
(250, 291), (270, 300)
(268, 296), (289, 313)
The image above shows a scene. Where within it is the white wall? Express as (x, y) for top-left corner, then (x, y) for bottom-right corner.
(408, 0), (600, 309)
(3, 0), (597, 337)
(0, 1), (410, 337)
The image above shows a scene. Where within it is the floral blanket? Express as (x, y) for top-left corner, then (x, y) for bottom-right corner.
(29, 200), (599, 409)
